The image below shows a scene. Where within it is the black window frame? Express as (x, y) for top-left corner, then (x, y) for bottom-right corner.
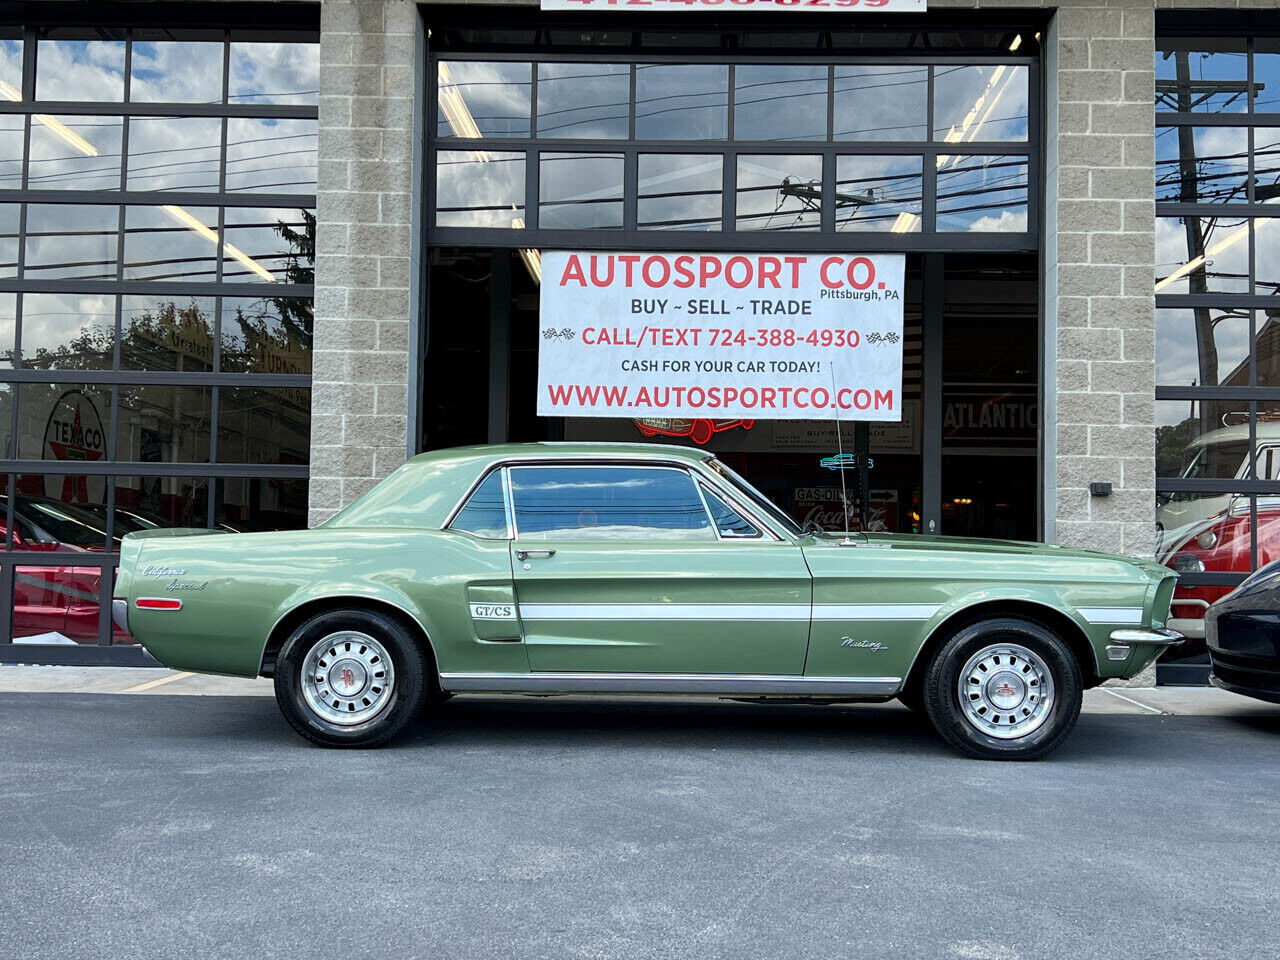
(424, 14), (1043, 253)
(0, 3), (318, 661)
(1155, 18), (1280, 594)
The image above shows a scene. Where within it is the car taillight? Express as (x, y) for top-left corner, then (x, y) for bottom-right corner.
(135, 597), (182, 610)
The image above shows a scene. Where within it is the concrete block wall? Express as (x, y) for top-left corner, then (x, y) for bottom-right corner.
(309, 0), (417, 527)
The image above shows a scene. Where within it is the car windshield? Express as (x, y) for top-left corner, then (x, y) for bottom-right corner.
(103, 507), (164, 534)
(1181, 440), (1247, 480)
(704, 459), (804, 537)
(12, 497), (111, 548)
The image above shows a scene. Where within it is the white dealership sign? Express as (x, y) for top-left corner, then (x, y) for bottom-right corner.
(540, 0), (924, 11)
(537, 251), (906, 422)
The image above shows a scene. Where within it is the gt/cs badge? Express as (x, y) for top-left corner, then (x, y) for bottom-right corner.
(469, 603), (516, 620)
(841, 636), (887, 652)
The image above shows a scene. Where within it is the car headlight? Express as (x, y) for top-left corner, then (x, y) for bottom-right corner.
(1196, 530), (1219, 550)
(1171, 553), (1206, 574)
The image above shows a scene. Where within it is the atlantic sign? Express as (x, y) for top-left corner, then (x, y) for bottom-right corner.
(537, 251), (906, 422)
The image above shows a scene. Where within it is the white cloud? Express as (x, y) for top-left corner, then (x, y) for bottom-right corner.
(129, 41), (223, 104)
(966, 209), (1028, 233)
(229, 42), (319, 106)
(34, 40), (125, 101)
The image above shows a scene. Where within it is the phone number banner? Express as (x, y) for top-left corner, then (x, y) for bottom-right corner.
(537, 252), (906, 422)
(540, 0), (925, 11)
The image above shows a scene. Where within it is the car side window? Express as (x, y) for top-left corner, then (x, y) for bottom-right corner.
(700, 484), (761, 539)
(449, 470), (509, 539)
(509, 465), (715, 541)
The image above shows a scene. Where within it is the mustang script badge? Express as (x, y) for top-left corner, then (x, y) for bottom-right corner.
(841, 636), (887, 653)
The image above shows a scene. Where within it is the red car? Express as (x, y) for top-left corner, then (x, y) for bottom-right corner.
(634, 417), (755, 446)
(2, 494), (129, 644)
(1159, 495), (1280, 658)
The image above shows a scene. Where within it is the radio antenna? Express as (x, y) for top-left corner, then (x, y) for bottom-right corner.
(830, 362), (856, 545)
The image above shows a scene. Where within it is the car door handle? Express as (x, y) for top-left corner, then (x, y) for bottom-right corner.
(515, 549), (556, 561)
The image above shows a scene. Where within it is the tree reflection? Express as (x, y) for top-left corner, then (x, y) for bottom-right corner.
(15, 209), (313, 376)
(223, 209), (313, 373)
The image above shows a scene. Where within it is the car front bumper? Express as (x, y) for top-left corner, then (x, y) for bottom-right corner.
(1105, 627), (1184, 662)
(1209, 668), (1280, 704)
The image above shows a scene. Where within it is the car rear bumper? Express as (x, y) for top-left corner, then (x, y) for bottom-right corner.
(111, 598), (129, 633)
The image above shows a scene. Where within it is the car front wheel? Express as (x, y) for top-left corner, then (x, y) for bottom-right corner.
(273, 609), (429, 748)
(922, 617), (1083, 760)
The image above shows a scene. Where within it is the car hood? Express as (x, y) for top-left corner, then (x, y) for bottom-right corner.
(807, 531), (1170, 578)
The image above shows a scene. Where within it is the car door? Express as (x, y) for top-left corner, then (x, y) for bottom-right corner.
(507, 462), (812, 676)
(442, 468), (530, 674)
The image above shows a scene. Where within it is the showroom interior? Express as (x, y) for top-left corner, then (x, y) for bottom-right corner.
(424, 17), (1045, 544)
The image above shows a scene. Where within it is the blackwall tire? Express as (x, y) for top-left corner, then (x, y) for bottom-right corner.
(922, 617), (1083, 761)
(273, 609), (429, 748)
(897, 687), (926, 713)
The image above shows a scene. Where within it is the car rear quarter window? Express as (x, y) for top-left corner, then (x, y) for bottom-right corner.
(449, 470), (509, 539)
(510, 465), (714, 541)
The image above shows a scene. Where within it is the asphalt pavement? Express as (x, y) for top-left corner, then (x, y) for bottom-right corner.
(2, 686), (1279, 960)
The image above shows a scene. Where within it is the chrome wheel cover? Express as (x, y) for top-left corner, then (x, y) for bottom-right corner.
(300, 631), (395, 726)
(957, 642), (1055, 740)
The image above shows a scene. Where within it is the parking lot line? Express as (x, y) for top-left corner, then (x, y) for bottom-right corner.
(1101, 688), (1164, 715)
(121, 672), (195, 693)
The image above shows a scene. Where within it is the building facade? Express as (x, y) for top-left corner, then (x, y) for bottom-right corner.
(0, 0), (1276, 683)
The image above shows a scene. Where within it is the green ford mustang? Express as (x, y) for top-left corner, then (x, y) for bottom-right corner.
(116, 443), (1182, 760)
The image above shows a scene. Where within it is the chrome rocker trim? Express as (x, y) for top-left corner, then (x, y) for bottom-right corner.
(439, 672), (903, 696)
(1105, 627), (1184, 661)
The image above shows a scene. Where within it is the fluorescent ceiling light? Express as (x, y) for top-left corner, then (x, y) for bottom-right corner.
(2, 79), (277, 283)
(938, 64), (1014, 168)
(437, 62), (486, 145)
(1155, 204), (1280, 292)
(437, 66), (540, 285)
(0, 80), (99, 156)
(891, 212), (920, 233)
(511, 216), (542, 284)
(161, 205), (276, 283)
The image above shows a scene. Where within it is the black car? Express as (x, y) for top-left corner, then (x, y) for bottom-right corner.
(1205, 561), (1280, 704)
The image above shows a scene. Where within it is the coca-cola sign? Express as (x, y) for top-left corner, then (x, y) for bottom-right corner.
(794, 486), (898, 533)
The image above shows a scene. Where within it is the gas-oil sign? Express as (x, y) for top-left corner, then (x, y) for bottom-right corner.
(537, 251), (906, 422)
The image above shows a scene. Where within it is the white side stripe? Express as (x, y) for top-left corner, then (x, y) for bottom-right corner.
(513, 602), (1141, 625)
(813, 603), (940, 621)
(517, 603), (809, 622)
(1078, 607), (1144, 625)
(516, 603), (942, 622)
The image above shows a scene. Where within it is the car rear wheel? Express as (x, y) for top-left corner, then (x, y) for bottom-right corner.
(273, 609), (429, 748)
(922, 617), (1082, 761)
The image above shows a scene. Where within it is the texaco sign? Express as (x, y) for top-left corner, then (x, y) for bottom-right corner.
(43, 389), (106, 503)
